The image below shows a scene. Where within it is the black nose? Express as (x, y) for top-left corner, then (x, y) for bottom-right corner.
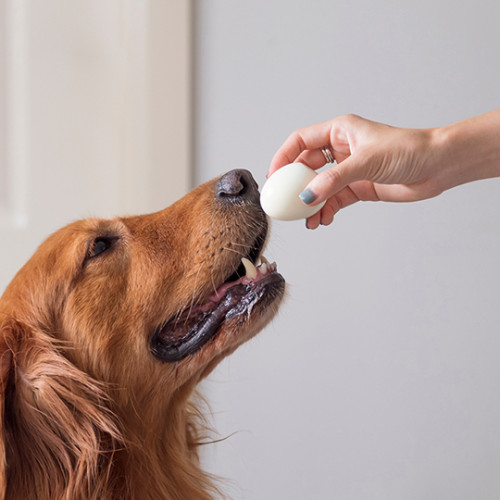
(216, 169), (260, 204)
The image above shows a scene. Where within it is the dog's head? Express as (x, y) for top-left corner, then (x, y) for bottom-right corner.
(0, 170), (284, 498)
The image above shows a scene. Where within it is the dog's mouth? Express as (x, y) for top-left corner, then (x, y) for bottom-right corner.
(151, 234), (285, 363)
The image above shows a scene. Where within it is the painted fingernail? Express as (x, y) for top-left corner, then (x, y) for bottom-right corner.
(299, 189), (316, 205)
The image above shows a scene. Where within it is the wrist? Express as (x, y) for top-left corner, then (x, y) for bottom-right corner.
(427, 125), (460, 192)
(431, 111), (500, 191)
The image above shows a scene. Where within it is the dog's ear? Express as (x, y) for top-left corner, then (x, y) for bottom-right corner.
(0, 316), (15, 499)
(0, 316), (123, 498)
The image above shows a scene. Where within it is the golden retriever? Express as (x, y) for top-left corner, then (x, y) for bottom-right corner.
(0, 170), (285, 499)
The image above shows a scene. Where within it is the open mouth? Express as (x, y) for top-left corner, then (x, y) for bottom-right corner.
(151, 251), (285, 363)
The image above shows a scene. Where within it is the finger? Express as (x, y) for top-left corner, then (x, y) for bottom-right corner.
(305, 210), (321, 230)
(320, 186), (361, 226)
(295, 148), (331, 171)
(319, 202), (336, 226)
(269, 120), (334, 176)
(300, 155), (364, 206)
(348, 180), (381, 202)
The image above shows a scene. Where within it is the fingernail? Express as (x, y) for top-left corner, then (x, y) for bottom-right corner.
(299, 189), (316, 205)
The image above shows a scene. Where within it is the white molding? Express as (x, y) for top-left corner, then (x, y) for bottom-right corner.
(147, 0), (193, 203)
(0, 1), (193, 291)
(108, 0), (193, 215)
(0, 0), (5, 212)
(0, 0), (192, 226)
(1, 0), (28, 228)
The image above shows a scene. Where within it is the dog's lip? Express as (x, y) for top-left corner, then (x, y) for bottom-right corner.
(206, 257), (278, 302)
(150, 262), (284, 363)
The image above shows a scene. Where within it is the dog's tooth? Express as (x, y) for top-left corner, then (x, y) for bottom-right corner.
(260, 263), (268, 275)
(241, 257), (258, 279)
(270, 262), (277, 271)
(260, 255), (269, 265)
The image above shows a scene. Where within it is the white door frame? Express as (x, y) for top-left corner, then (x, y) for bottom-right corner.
(0, 0), (193, 290)
(1, 0), (28, 229)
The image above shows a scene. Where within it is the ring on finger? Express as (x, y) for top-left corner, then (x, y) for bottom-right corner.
(320, 146), (335, 164)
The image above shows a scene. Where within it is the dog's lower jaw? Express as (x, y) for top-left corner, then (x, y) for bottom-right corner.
(199, 293), (286, 383)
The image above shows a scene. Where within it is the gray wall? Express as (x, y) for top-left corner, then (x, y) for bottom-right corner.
(194, 1), (500, 499)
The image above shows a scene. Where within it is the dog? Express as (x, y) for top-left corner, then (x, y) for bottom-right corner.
(0, 169), (285, 499)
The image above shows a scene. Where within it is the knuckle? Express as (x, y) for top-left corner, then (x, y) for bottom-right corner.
(286, 129), (306, 149)
(343, 113), (360, 124)
(294, 131), (307, 152)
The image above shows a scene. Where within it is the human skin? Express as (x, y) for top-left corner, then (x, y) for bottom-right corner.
(269, 110), (500, 229)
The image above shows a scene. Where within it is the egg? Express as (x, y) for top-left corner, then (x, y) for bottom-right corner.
(260, 163), (326, 220)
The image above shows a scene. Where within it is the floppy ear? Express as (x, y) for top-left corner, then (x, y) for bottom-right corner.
(0, 317), (15, 499)
(0, 316), (123, 499)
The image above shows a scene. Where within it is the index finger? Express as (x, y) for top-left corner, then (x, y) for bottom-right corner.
(268, 120), (334, 176)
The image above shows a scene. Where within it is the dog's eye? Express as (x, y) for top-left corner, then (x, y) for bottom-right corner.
(87, 236), (117, 260)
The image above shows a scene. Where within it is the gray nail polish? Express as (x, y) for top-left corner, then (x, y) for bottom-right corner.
(299, 189), (316, 205)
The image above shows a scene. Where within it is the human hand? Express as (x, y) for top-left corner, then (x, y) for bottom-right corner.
(269, 114), (445, 229)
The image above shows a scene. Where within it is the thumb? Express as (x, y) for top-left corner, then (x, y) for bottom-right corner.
(299, 155), (364, 205)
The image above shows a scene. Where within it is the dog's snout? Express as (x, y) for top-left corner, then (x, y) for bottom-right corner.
(216, 169), (260, 204)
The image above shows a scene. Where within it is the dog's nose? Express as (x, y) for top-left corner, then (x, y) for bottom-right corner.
(216, 169), (260, 204)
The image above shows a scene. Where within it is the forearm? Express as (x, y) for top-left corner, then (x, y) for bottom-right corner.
(432, 109), (500, 191)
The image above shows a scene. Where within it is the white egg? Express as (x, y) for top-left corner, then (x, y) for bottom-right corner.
(260, 163), (326, 220)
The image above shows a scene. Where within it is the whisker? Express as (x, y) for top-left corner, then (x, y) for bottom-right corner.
(221, 247), (244, 256)
(184, 263), (205, 325)
(172, 309), (184, 328)
(210, 271), (218, 296)
(229, 242), (253, 249)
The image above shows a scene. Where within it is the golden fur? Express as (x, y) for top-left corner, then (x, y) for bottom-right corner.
(0, 172), (284, 499)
